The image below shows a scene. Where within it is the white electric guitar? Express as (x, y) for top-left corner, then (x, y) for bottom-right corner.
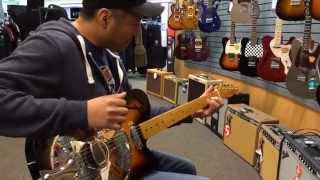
(269, 17), (295, 74)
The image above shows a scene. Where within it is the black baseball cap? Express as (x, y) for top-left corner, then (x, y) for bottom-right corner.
(82, 0), (164, 17)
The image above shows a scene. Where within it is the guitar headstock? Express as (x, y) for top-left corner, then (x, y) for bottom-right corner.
(209, 83), (239, 98)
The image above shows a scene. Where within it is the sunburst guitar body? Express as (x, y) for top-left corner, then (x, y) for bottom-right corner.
(220, 37), (240, 71)
(181, 0), (198, 29)
(168, 3), (183, 30)
(276, 0), (305, 21)
(311, 0), (320, 20)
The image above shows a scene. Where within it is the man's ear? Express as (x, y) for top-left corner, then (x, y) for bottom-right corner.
(96, 8), (111, 28)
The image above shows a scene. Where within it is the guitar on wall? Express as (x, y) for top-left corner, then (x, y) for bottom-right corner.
(188, 31), (209, 61)
(276, 0), (305, 21)
(257, 17), (295, 82)
(220, 21), (240, 71)
(286, 0), (320, 99)
(168, 0), (183, 30)
(239, 0), (262, 77)
(198, 0), (221, 33)
(231, 0), (257, 24)
(311, 0), (320, 21)
(174, 32), (191, 60)
(181, 0), (198, 29)
(34, 84), (238, 179)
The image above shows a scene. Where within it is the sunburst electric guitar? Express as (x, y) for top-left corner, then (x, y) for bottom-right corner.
(220, 21), (240, 71)
(34, 85), (238, 180)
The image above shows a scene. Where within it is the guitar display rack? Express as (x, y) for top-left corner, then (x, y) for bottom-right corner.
(184, 0), (320, 112)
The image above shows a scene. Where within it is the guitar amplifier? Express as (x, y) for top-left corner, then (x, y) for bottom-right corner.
(163, 75), (188, 104)
(223, 104), (279, 166)
(278, 134), (320, 180)
(187, 74), (223, 124)
(177, 79), (189, 105)
(211, 93), (250, 137)
(146, 69), (173, 97)
(257, 124), (289, 180)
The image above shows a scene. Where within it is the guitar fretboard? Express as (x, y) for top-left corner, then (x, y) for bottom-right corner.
(273, 18), (283, 48)
(251, 0), (258, 45)
(303, 0), (312, 51)
(230, 21), (236, 44)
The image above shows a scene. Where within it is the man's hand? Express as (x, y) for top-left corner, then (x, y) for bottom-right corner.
(87, 92), (128, 130)
(192, 86), (224, 118)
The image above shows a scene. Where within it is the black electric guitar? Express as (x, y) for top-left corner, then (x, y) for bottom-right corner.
(239, 0), (261, 77)
(286, 0), (320, 99)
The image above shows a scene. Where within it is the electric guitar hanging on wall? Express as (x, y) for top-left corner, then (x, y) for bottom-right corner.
(239, 0), (262, 77)
(198, 0), (221, 33)
(231, 0), (258, 24)
(286, 0), (320, 99)
(257, 18), (294, 82)
(181, 0), (198, 29)
(188, 31), (209, 61)
(35, 85), (238, 180)
(276, 0), (305, 21)
(311, 0), (320, 20)
(220, 21), (240, 71)
(168, 0), (183, 30)
(175, 32), (191, 60)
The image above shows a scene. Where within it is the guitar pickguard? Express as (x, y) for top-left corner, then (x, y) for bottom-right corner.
(244, 41), (264, 58)
(225, 40), (242, 55)
(270, 39), (292, 74)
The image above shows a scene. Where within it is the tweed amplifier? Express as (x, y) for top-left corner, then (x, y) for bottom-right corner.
(163, 75), (188, 104)
(146, 69), (173, 97)
(223, 104), (279, 166)
(187, 74), (223, 124)
(257, 124), (289, 180)
(278, 133), (320, 180)
(177, 79), (189, 105)
(212, 93), (250, 137)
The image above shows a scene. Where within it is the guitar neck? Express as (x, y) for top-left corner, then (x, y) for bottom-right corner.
(138, 95), (209, 139)
(251, 0), (258, 45)
(138, 85), (238, 140)
(303, 0), (312, 51)
(273, 18), (283, 47)
(230, 21), (236, 43)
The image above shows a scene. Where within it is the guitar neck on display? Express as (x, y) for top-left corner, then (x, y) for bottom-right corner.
(35, 85), (238, 180)
(286, 0), (320, 99)
(220, 21), (240, 71)
(231, 0), (253, 24)
(239, 0), (262, 77)
(257, 17), (289, 82)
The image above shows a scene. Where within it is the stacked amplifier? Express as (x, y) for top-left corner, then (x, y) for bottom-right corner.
(257, 124), (289, 180)
(187, 74), (223, 124)
(278, 133), (320, 180)
(223, 104), (279, 166)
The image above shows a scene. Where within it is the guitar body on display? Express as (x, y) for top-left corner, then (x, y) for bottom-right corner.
(34, 85), (238, 179)
(189, 33), (209, 61)
(231, 0), (256, 23)
(168, 2), (183, 30)
(311, 0), (320, 20)
(175, 32), (191, 60)
(239, 38), (259, 76)
(276, 0), (305, 21)
(198, 0), (221, 33)
(181, 0), (198, 29)
(257, 36), (287, 82)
